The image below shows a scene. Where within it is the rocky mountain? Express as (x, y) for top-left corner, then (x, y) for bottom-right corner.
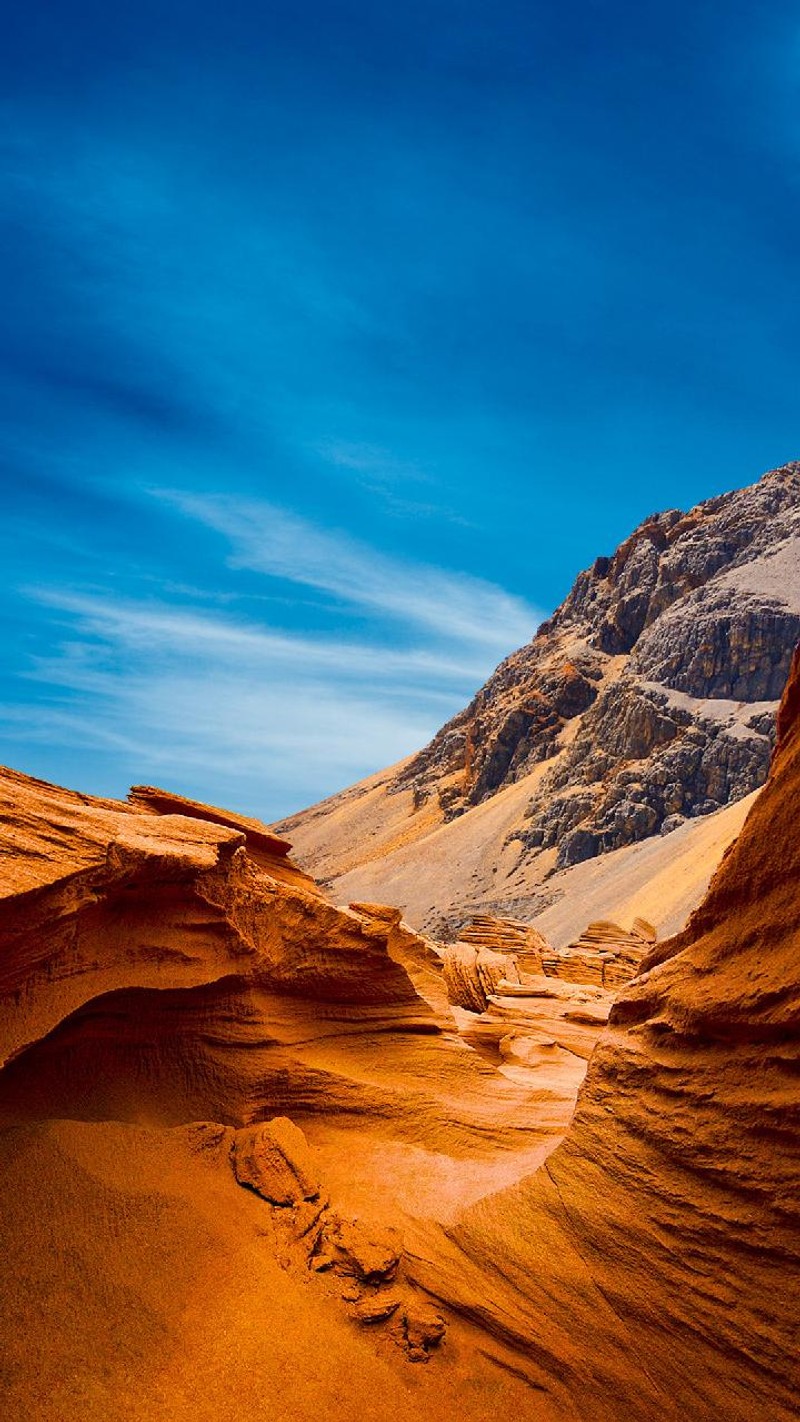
(0, 637), (798, 1420)
(277, 461), (800, 934)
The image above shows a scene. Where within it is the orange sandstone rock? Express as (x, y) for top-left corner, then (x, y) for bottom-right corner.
(231, 1117), (321, 1205)
(409, 641), (800, 1420)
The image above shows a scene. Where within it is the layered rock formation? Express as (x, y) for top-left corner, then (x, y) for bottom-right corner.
(0, 766), (565, 1147)
(1, 641), (799, 1419)
(438, 914), (650, 1109)
(0, 764), (576, 1420)
(277, 462), (800, 934)
(406, 642), (800, 1421)
(442, 940), (521, 1012)
(539, 915), (655, 989)
(441, 912), (652, 1008)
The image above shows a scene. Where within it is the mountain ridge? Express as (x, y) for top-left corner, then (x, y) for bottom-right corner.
(276, 461), (800, 934)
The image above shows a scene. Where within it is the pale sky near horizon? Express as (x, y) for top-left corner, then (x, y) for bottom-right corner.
(2, 1), (799, 817)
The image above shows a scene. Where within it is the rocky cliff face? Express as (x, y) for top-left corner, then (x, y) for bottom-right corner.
(278, 462), (800, 930)
(399, 462), (800, 858)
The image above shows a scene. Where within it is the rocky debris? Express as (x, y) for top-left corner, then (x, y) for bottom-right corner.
(441, 942), (521, 1012)
(351, 1292), (403, 1325)
(318, 1218), (402, 1283)
(231, 1117), (321, 1205)
(223, 1110), (448, 1362)
(227, 1128), (410, 1328)
(400, 1301), (447, 1362)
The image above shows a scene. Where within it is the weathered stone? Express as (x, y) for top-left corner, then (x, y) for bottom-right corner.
(352, 1292), (403, 1324)
(402, 1302), (447, 1361)
(457, 914), (548, 971)
(321, 1218), (402, 1282)
(231, 1118), (321, 1206)
(442, 942), (521, 1012)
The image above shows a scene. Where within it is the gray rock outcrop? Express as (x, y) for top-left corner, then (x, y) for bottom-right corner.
(396, 462), (800, 868)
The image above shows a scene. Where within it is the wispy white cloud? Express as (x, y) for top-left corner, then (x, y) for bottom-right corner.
(156, 489), (538, 653)
(8, 498), (540, 817)
(6, 578), (534, 816)
(25, 589), (499, 685)
(312, 439), (474, 524)
(313, 439), (422, 477)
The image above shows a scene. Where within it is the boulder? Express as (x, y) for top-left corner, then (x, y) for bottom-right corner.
(231, 1118), (320, 1205)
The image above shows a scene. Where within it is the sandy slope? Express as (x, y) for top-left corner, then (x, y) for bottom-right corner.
(0, 1118), (541, 1422)
(323, 778), (754, 943)
(531, 789), (756, 946)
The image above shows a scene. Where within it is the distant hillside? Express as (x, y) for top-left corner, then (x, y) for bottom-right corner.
(276, 462), (800, 935)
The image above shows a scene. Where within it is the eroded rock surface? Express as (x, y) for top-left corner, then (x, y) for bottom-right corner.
(407, 643), (800, 1421)
(442, 942), (521, 1012)
(1, 768), (569, 1165)
(1, 641), (798, 1421)
(231, 1117), (321, 1205)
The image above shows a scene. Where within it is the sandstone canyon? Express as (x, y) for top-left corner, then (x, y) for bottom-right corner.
(1, 466), (799, 1422)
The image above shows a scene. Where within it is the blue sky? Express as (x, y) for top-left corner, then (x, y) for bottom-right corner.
(1, 1), (799, 817)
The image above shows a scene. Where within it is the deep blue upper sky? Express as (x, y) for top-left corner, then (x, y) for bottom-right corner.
(2, 1), (798, 816)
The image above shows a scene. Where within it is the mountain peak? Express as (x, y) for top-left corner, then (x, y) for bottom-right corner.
(277, 463), (800, 935)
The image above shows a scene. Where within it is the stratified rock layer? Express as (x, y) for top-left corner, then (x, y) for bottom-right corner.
(441, 912), (652, 1008)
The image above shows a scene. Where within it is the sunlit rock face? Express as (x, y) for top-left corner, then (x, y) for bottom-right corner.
(277, 463), (800, 933)
(392, 464), (800, 853)
(1, 768), (544, 1140)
